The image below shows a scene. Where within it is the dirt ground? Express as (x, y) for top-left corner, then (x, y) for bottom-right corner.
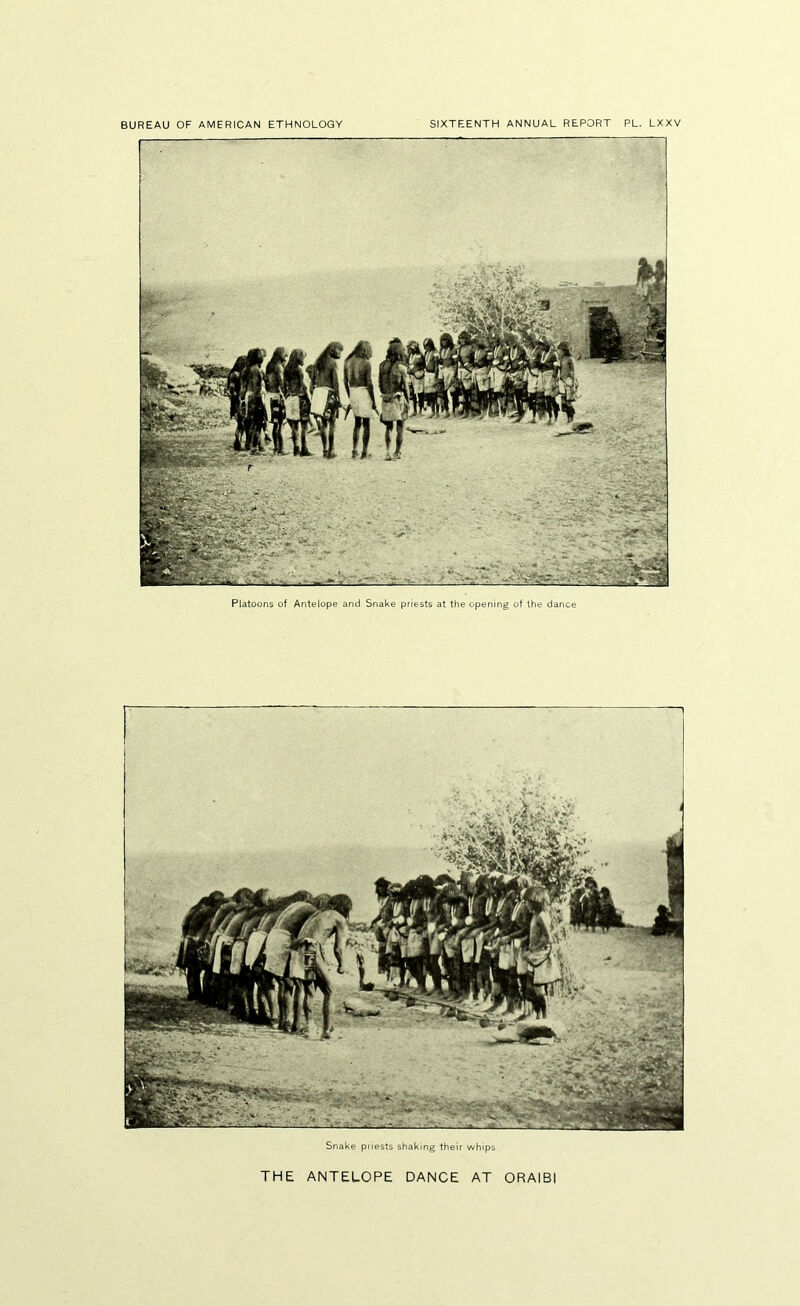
(140, 362), (667, 586)
(124, 927), (682, 1130)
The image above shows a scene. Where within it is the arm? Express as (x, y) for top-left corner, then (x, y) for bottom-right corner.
(333, 919), (348, 972)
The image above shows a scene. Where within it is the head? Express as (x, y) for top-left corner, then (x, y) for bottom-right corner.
(267, 347), (288, 368)
(374, 876), (390, 897)
(460, 867), (477, 894)
(284, 889), (312, 905)
(557, 339), (571, 358)
(440, 332), (454, 350)
(389, 882), (404, 899)
(254, 887), (271, 908)
(315, 341), (343, 369)
(407, 340), (420, 354)
(246, 347), (266, 367)
(233, 886), (254, 904)
(350, 339), (372, 360)
(526, 881), (549, 910)
(387, 339), (406, 363)
(329, 894), (352, 919)
(423, 337), (434, 351)
(417, 874), (435, 898)
(314, 893), (331, 910)
(457, 331), (470, 346)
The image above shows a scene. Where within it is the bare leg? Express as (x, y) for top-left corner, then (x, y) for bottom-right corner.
(321, 991), (334, 1037)
(352, 417), (361, 457)
(393, 421), (404, 459)
(384, 422), (393, 459)
(361, 418), (371, 457)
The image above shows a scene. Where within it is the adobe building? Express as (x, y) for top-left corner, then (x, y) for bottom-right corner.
(666, 814), (684, 930)
(539, 283), (664, 360)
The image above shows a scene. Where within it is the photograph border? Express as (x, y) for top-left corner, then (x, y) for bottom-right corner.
(124, 702), (685, 1131)
(138, 134), (669, 589)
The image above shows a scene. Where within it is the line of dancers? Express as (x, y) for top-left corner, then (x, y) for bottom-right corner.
(371, 871), (562, 1023)
(225, 330), (579, 461)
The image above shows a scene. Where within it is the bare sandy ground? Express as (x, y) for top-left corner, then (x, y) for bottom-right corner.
(124, 927), (682, 1130)
(140, 362), (666, 587)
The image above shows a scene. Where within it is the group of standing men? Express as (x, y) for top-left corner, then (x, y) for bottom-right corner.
(226, 340), (411, 462)
(371, 870), (562, 1022)
(403, 331), (577, 425)
(225, 328), (579, 463)
(177, 886), (351, 1039)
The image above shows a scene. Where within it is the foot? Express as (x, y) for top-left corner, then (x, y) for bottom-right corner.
(392, 452), (402, 460)
(361, 451), (370, 459)
(385, 453), (392, 461)
(352, 449), (359, 458)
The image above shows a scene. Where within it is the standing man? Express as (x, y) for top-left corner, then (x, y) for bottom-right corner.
(490, 333), (510, 418)
(379, 339), (410, 461)
(506, 331), (528, 422)
(310, 342), (344, 457)
(343, 340), (378, 459)
(291, 895), (351, 1039)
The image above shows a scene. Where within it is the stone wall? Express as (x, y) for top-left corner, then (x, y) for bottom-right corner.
(539, 284), (653, 360)
(666, 830), (684, 923)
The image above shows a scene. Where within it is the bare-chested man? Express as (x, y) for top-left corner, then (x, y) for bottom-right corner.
(291, 895), (351, 1038)
(343, 340), (378, 458)
(309, 342), (344, 458)
(239, 347), (268, 451)
(378, 340), (409, 461)
(261, 894), (316, 1031)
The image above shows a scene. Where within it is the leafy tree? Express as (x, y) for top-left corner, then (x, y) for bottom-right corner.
(431, 255), (551, 341)
(432, 768), (601, 995)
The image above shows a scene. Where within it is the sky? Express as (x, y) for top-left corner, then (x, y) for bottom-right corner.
(125, 707), (683, 857)
(140, 138), (666, 284)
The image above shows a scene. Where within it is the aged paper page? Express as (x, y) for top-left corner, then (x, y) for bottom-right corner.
(3, 3), (795, 1304)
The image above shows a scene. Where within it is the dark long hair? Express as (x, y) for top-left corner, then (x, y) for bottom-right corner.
(266, 347), (288, 370)
(284, 348), (306, 385)
(314, 341), (343, 371)
(346, 340), (372, 361)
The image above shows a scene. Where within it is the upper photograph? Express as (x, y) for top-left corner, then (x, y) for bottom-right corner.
(140, 137), (667, 587)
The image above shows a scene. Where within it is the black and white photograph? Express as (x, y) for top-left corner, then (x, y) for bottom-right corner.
(140, 137), (668, 587)
(125, 706), (684, 1130)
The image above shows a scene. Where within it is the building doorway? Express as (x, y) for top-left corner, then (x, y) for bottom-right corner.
(588, 306), (608, 358)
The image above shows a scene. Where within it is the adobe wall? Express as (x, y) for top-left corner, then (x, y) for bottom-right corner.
(539, 284), (651, 360)
(666, 838), (684, 923)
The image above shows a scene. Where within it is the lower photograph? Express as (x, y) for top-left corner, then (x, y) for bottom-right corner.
(124, 705), (684, 1130)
